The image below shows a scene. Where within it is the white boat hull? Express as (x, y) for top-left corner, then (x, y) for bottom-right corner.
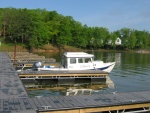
(37, 62), (115, 73)
(32, 52), (116, 73)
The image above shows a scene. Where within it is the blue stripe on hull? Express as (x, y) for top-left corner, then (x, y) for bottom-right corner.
(92, 64), (114, 71)
(91, 65), (110, 70)
(98, 65), (110, 70)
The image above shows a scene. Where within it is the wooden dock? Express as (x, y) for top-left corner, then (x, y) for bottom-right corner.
(0, 52), (150, 113)
(18, 70), (108, 80)
(0, 91), (149, 113)
(7, 52), (56, 63)
(0, 52), (28, 99)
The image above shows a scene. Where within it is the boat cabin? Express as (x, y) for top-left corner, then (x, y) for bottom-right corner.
(61, 52), (94, 70)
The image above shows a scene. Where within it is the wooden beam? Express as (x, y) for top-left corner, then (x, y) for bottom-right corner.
(19, 73), (108, 77)
(80, 103), (150, 112)
(39, 109), (81, 113)
(39, 103), (150, 113)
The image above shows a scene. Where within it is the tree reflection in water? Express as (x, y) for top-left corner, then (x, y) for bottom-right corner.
(22, 76), (116, 97)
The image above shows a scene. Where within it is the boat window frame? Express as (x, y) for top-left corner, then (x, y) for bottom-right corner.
(78, 57), (92, 63)
(70, 58), (76, 64)
(78, 58), (84, 63)
(85, 58), (92, 63)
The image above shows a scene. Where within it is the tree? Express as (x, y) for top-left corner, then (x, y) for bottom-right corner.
(0, 8), (3, 37)
(1, 8), (18, 41)
(71, 20), (86, 48)
(109, 33), (118, 49)
(56, 16), (72, 49)
(128, 31), (136, 49)
(1, 7), (150, 50)
(142, 31), (150, 49)
(97, 27), (109, 48)
(118, 28), (131, 49)
(16, 8), (32, 44)
(134, 30), (144, 49)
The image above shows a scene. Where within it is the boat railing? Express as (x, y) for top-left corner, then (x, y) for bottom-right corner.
(99, 56), (115, 62)
(101, 55), (120, 67)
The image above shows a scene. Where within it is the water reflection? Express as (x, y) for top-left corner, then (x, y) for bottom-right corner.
(23, 76), (115, 97)
(33, 51), (150, 93)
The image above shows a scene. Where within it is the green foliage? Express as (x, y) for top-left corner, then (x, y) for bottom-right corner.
(0, 8), (150, 50)
(109, 33), (118, 49)
(128, 32), (136, 49)
(115, 28), (150, 50)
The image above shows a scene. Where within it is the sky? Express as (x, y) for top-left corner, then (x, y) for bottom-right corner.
(0, 0), (150, 32)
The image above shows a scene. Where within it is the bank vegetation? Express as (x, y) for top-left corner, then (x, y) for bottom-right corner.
(0, 8), (150, 52)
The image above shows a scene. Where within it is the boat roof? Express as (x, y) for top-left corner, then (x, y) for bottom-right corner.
(63, 52), (94, 58)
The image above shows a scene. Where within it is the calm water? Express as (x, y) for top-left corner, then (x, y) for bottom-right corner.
(25, 51), (150, 97)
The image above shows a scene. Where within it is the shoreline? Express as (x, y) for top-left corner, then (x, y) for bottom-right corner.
(1, 44), (150, 54)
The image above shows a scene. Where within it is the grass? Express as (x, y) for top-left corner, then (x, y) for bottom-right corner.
(1, 42), (150, 53)
(0, 43), (27, 52)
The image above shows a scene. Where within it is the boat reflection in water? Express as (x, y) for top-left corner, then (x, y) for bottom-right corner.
(22, 76), (115, 97)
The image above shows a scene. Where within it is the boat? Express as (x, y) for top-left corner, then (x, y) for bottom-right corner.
(32, 52), (115, 73)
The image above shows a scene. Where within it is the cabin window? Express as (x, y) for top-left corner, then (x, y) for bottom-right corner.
(85, 58), (91, 63)
(78, 58), (83, 63)
(70, 58), (76, 64)
(78, 58), (91, 63)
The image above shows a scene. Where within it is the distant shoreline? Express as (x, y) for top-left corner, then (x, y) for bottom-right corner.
(0, 44), (150, 54)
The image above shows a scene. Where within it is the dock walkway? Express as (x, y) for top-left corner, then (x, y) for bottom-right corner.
(0, 52), (28, 99)
(0, 91), (149, 113)
(7, 52), (56, 63)
(0, 52), (150, 113)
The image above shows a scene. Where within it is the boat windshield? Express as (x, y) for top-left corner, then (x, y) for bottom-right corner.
(69, 58), (92, 64)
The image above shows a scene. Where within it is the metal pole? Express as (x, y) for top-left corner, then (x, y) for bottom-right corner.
(13, 39), (16, 65)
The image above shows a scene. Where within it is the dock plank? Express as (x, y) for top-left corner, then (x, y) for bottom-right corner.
(63, 96), (85, 108)
(56, 96), (74, 108)
(40, 97), (56, 109)
(9, 99), (15, 111)
(32, 98), (42, 109)
(91, 93), (124, 106)
(45, 97), (60, 109)
(36, 97), (47, 107)
(53, 96), (70, 108)
(18, 99), (27, 110)
(71, 96), (90, 107)
(40, 97), (51, 106)
(0, 99), (3, 111)
(49, 96), (64, 108)
(75, 95), (99, 107)
(14, 99), (21, 111)
(3, 99), (9, 111)
(27, 98), (37, 110)
(131, 91), (150, 101)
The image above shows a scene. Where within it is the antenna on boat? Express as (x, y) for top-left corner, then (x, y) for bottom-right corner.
(59, 46), (62, 66)
(13, 38), (16, 65)
(92, 47), (95, 60)
(90, 37), (95, 60)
